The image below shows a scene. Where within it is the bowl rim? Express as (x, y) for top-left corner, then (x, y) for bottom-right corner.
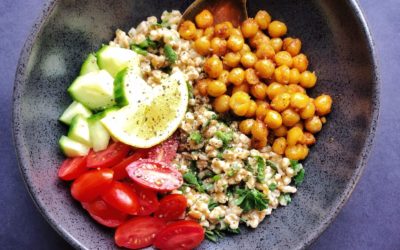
(12, 0), (380, 249)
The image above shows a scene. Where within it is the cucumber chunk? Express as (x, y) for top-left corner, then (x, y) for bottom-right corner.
(96, 45), (141, 77)
(80, 53), (99, 75)
(88, 113), (111, 152)
(68, 70), (115, 111)
(68, 115), (91, 146)
(59, 135), (90, 157)
(59, 101), (92, 125)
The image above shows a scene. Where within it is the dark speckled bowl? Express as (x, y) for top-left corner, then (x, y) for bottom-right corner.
(13, 0), (379, 249)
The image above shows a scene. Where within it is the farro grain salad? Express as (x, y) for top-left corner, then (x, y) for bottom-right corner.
(57, 9), (332, 250)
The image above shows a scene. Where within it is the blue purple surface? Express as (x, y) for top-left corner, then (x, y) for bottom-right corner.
(0, 0), (399, 249)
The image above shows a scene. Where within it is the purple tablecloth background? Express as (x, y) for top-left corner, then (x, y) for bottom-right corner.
(1, 0), (399, 249)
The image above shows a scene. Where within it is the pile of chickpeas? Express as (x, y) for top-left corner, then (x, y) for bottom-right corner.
(178, 10), (332, 160)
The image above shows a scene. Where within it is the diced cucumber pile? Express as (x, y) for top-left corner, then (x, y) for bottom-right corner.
(59, 45), (142, 157)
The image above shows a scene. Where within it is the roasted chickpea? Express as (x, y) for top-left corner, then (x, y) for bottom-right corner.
(270, 38), (283, 52)
(255, 10), (272, 30)
(314, 94), (333, 116)
(204, 55), (223, 78)
(300, 132), (316, 145)
(300, 101), (316, 119)
(207, 80), (227, 97)
(249, 31), (270, 49)
(274, 126), (288, 137)
(285, 144), (308, 160)
(227, 34), (244, 52)
(292, 53), (309, 72)
(254, 59), (275, 79)
(289, 68), (301, 84)
(240, 52), (258, 68)
(283, 37), (302, 56)
(282, 108), (301, 127)
(245, 68), (260, 85)
(239, 44), (251, 56)
(272, 137), (287, 155)
(293, 122), (304, 130)
(229, 91), (251, 116)
(241, 18), (259, 38)
(218, 70), (230, 84)
(256, 43), (275, 59)
(305, 116), (322, 133)
(255, 101), (270, 120)
(250, 83), (268, 99)
(252, 137), (267, 149)
(264, 109), (283, 129)
(232, 83), (250, 94)
(245, 100), (257, 117)
(287, 127), (303, 146)
(228, 68), (245, 86)
(213, 94), (230, 113)
(266, 82), (286, 100)
(211, 37), (227, 56)
(239, 119), (255, 135)
(179, 20), (197, 40)
(290, 92), (310, 109)
(194, 36), (211, 55)
(204, 27), (214, 38)
(299, 71), (317, 88)
(195, 9), (214, 28)
(229, 28), (242, 36)
(223, 52), (241, 68)
(195, 79), (210, 96)
(214, 22), (231, 39)
(274, 51), (293, 67)
(268, 20), (287, 38)
(251, 119), (268, 140)
(286, 84), (306, 94)
(274, 65), (291, 84)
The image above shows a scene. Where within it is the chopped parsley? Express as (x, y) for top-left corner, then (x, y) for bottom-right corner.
(130, 44), (148, 55)
(137, 37), (158, 49)
(212, 174), (221, 182)
(208, 199), (218, 211)
(215, 131), (234, 148)
(216, 152), (224, 159)
(187, 81), (194, 99)
(279, 194), (292, 205)
(164, 44), (177, 64)
(268, 183), (277, 191)
(205, 229), (224, 243)
(183, 172), (204, 192)
(265, 160), (278, 171)
(235, 188), (268, 212)
(189, 131), (202, 144)
(255, 156), (266, 183)
(294, 168), (305, 185)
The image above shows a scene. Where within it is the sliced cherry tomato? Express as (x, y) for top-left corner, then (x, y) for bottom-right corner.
(153, 220), (205, 250)
(112, 151), (146, 180)
(154, 194), (187, 221)
(147, 136), (178, 163)
(126, 159), (183, 192)
(130, 183), (160, 216)
(87, 142), (131, 169)
(115, 216), (167, 249)
(58, 156), (87, 181)
(71, 169), (114, 202)
(102, 181), (140, 215)
(82, 198), (128, 228)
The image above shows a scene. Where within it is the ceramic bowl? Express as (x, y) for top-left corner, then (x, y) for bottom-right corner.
(13, 0), (379, 249)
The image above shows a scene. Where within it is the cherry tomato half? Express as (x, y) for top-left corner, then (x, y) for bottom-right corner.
(112, 151), (147, 180)
(153, 220), (205, 250)
(154, 194), (187, 221)
(87, 142), (131, 169)
(126, 159), (183, 192)
(147, 136), (178, 164)
(71, 169), (114, 202)
(115, 216), (167, 249)
(58, 156), (87, 181)
(102, 181), (140, 215)
(130, 182), (160, 216)
(81, 198), (128, 228)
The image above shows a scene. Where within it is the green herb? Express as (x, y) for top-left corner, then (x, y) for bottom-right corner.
(235, 188), (268, 212)
(256, 157), (266, 183)
(208, 199), (218, 211)
(227, 168), (236, 177)
(265, 160), (278, 171)
(130, 44), (148, 55)
(289, 159), (298, 167)
(281, 194), (292, 204)
(189, 160), (197, 173)
(205, 229), (224, 243)
(212, 174), (221, 182)
(211, 114), (218, 120)
(292, 162), (303, 173)
(187, 81), (194, 99)
(189, 131), (202, 144)
(164, 44), (177, 64)
(215, 131), (234, 147)
(225, 227), (241, 234)
(294, 168), (305, 185)
(183, 172), (204, 192)
(137, 37), (158, 49)
(268, 183), (277, 191)
(201, 183), (214, 191)
(216, 152), (224, 159)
